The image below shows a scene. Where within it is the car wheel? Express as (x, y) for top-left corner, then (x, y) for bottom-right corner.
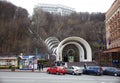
(114, 73), (117, 76)
(96, 73), (100, 76)
(72, 71), (75, 75)
(47, 71), (50, 74)
(56, 72), (60, 75)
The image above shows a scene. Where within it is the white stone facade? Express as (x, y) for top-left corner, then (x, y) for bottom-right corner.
(34, 4), (75, 16)
(45, 36), (92, 62)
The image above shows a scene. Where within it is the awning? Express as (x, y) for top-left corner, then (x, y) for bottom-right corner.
(18, 55), (34, 59)
(103, 47), (120, 53)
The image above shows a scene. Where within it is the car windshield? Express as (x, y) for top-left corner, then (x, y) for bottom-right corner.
(58, 66), (65, 69)
(88, 66), (99, 69)
(107, 67), (118, 71)
(73, 66), (80, 69)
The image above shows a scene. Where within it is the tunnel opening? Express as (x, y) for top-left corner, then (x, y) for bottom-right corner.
(62, 44), (79, 62)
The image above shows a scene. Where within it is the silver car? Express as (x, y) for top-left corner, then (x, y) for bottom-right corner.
(66, 66), (83, 75)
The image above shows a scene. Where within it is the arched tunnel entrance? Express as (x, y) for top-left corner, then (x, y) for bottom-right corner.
(62, 44), (79, 62)
(45, 36), (92, 62)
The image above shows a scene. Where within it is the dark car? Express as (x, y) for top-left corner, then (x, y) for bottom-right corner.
(47, 66), (66, 75)
(83, 66), (103, 76)
(103, 67), (120, 76)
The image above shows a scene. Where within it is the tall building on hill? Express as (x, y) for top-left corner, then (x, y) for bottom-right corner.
(34, 3), (75, 16)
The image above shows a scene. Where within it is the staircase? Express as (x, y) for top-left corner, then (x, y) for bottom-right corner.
(66, 61), (98, 67)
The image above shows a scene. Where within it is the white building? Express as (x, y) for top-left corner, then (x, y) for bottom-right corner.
(34, 4), (75, 16)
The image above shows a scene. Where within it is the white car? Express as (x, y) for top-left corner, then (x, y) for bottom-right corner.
(66, 66), (83, 75)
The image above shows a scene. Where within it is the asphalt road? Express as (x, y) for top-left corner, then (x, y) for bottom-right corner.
(0, 72), (120, 83)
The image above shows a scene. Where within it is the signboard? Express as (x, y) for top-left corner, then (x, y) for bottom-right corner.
(18, 55), (37, 70)
(112, 60), (119, 63)
(68, 56), (74, 62)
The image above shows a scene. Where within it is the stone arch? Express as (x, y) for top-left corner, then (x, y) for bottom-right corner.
(56, 36), (92, 62)
(45, 37), (60, 55)
(60, 42), (84, 62)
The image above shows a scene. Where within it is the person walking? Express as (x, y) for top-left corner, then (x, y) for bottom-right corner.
(41, 63), (44, 71)
(38, 62), (41, 71)
(84, 63), (87, 69)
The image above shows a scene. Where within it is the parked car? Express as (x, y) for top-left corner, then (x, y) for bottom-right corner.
(103, 67), (120, 76)
(66, 66), (83, 75)
(47, 66), (66, 75)
(83, 66), (103, 76)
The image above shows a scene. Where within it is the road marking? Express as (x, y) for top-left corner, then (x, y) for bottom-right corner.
(101, 82), (105, 83)
(51, 80), (72, 83)
(1, 79), (35, 82)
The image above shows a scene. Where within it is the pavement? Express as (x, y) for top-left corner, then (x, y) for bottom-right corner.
(0, 68), (48, 73)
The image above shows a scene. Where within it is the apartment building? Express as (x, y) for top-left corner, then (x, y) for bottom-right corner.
(34, 3), (75, 16)
(94, 0), (120, 67)
(106, 0), (120, 49)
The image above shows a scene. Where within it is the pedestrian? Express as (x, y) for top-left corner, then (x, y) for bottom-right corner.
(41, 63), (44, 71)
(84, 63), (87, 69)
(38, 62), (41, 71)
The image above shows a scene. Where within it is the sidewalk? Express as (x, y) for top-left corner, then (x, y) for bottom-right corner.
(0, 68), (48, 73)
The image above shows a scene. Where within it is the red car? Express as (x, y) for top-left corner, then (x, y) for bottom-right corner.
(47, 66), (66, 75)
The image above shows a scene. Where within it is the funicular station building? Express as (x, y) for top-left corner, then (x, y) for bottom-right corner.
(94, 0), (120, 68)
(45, 36), (95, 67)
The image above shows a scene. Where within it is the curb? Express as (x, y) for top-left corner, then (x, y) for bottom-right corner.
(0, 68), (47, 73)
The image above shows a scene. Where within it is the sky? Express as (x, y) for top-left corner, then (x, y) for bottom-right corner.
(8, 0), (115, 15)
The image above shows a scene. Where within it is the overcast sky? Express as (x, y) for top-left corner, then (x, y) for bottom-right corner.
(8, 0), (115, 15)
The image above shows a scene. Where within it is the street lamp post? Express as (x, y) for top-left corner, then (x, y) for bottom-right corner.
(32, 57), (34, 72)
